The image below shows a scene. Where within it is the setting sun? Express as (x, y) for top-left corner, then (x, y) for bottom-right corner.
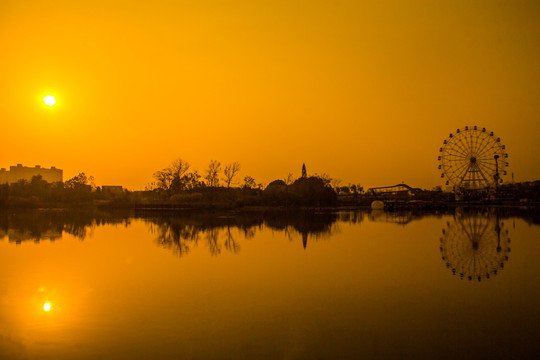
(43, 95), (56, 106)
(43, 302), (52, 311)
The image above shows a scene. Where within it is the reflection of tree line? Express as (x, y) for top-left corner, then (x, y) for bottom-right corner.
(0, 210), (341, 252)
(145, 211), (339, 257)
(0, 211), (130, 243)
(0, 208), (537, 267)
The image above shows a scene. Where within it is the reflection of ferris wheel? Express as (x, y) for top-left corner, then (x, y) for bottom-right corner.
(440, 212), (511, 281)
(438, 126), (509, 189)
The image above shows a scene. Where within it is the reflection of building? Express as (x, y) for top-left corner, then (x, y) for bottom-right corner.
(0, 164), (63, 184)
(0, 228), (62, 244)
(440, 211), (511, 281)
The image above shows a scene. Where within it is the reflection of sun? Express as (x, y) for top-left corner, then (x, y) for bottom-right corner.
(43, 302), (52, 311)
(43, 95), (56, 106)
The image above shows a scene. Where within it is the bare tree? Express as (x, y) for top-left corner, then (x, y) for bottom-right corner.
(243, 175), (257, 189)
(170, 158), (190, 180)
(153, 158), (190, 192)
(153, 168), (173, 190)
(223, 161), (241, 188)
(205, 160), (222, 187)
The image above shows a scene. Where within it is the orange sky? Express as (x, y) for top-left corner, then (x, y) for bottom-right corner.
(1, 0), (539, 189)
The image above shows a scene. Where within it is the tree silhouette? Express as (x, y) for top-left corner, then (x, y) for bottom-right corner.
(301, 163), (307, 178)
(65, 172), (94, 189)
(223, 162), (241, 188)
(205, 160), (221, 187)
(153, 158), (191, 193)
(243, 175), (257, 189)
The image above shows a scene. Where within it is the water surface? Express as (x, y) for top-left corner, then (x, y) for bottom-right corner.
(0, 208), (539, 359)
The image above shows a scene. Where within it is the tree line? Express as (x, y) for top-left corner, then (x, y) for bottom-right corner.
(150, 159), (259, 194)
(0, 158), (342, 208)
(146, 158), (339, 207)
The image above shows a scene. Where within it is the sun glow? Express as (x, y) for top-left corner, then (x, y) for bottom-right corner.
(43, 95), (56, 106)
(43, 302), (52, 311)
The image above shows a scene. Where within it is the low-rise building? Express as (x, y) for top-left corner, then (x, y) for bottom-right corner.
(102, 185), (123, 194)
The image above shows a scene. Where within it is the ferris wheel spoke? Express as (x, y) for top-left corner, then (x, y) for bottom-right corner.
(445, 152), (468, 162)
(477, 220), (491, 240)
(473, 132), (489, 155)
(467, 132), (474, 154)
(476, 223), (492, 250)
(455, 135), (472, 157)
(476, 158), (496, 170)
(445, 161), (469, 170)
(450, 135), (469, 157)
(469, 132), (478, 155)
(477, 152), (500, 161)
(474, 136), (492, 156)
(469, 132), (479, 155)
(446, 143), (469, 158)
(476, 138), (499, 158)
(478, 152), (504, 164)
(450, 148), (470, 159)
(443, 147), (464, 157)
(476, 156), (496, 165)
(477, 143), (497, 158)
(448, 160), (470, 177)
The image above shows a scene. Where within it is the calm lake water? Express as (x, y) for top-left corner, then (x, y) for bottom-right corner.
(0, 208), (539, 359)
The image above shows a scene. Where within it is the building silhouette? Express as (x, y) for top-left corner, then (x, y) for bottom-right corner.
(102, 185), (123, 194)
(0, 164), (63, 184)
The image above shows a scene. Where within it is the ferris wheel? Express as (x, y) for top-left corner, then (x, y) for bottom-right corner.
(438, 126), (509, 189)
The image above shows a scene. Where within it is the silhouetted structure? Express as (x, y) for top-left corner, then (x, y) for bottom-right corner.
(439, 126), (508, 191)
(367, 184), (422, 196)
(102, 185), (123, 194)
(0, 164), (62, 184)
(263, 176), (337, 206)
